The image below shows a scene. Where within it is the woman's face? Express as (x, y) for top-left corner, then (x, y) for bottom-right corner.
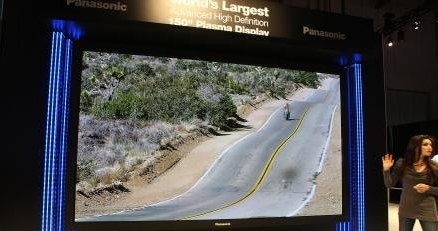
(420, 138), (433, 156)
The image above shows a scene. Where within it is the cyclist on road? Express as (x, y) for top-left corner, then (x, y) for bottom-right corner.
(283, 103), (290, 120)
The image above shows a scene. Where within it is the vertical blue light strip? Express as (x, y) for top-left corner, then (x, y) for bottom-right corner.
(336, 56), (364, 231)
(354, 63), (365, 231)
(42, 31), (55, 231)
(41, 31), (73, 231)
(58, 38), (72, 231)
(52, 31), (62, 231)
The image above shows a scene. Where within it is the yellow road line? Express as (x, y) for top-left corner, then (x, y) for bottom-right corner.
(180, 106), (311, 220)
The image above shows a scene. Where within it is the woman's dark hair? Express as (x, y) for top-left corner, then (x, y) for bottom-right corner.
(403, 134), (437, 178)
(404, 135), (436, 164)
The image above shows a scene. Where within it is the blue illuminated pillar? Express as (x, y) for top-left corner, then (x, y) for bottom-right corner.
(337, 55), (365, 231)
(41, 31), (73, 231)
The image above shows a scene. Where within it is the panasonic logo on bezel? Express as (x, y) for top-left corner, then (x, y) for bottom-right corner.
(66, 0), (128, 12)
(303, 26), (347, 40)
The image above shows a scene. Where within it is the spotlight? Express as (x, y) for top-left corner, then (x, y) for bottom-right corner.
(386, 37), (394, 47)
(412, 17), (421, 30)
(413, 21), (420, 30)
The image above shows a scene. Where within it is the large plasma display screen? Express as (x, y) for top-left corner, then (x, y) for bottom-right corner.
(74, 51), (343, 222)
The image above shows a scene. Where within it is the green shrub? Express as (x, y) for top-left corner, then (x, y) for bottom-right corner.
(90, 91), (146, 120)
(77, 159), (97, 183)
(80, 90), (93, 113)
(295, 71), (320, 88)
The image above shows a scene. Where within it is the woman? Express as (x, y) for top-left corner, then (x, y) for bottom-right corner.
(383, 134), (438, 231)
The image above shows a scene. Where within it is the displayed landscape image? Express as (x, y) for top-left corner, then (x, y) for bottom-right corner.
(75, 51), (342, 221)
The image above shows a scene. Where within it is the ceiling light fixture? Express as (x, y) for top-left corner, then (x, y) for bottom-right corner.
(386, 37), (394, 47)
(412, 16), (422, 30)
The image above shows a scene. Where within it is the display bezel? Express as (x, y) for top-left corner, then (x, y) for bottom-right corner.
(64, 43), (350, 231)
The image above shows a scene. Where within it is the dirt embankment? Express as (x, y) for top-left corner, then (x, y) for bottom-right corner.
(295, 105), (342, 216)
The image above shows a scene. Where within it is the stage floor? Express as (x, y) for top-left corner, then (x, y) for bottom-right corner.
(388, 203), (422, 231)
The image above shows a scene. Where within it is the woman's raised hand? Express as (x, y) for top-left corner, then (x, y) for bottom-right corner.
(382, 153), (394, 171)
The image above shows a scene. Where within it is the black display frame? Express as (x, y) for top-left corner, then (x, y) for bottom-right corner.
(64, 29), (351, 230)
